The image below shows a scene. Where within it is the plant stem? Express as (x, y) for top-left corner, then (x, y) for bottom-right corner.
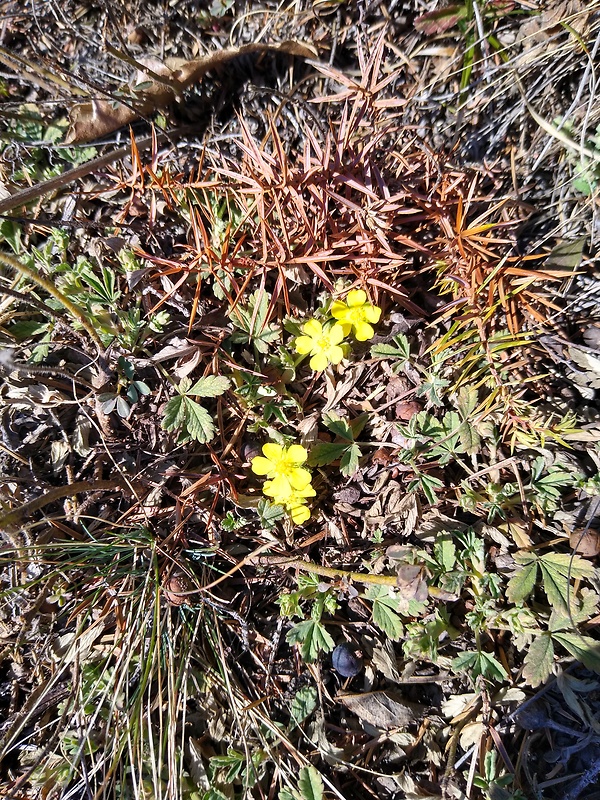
(261, 556), (449, 599)
(0, 250), (104, 350)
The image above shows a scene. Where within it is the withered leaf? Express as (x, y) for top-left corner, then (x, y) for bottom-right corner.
(337, 690), (423, 731)
(67, 41), (316, 143)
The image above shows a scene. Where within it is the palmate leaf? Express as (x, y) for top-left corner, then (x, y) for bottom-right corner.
(162, 396), (216, 443)
(508, 551), (594, 612)
(365, 586), (404, 640)
(308, 442), (349, 466)
(286, 619), (334, 662)
(522, 633), (554, 688)
(322, 411), (354, 441)
(552, 632), (600, 675)
(539, 553), (594, 613)
(185, 398), (217, 442)
(452, 650), (507, 682)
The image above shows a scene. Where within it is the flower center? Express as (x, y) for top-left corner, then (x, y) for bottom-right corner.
(316, 336), (331, 351)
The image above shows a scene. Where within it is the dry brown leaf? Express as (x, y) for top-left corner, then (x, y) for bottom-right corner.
(337, 690), (423, 731)
(67, 41), (316, 143)
(365, 482), (419, 533)
(570, 528), (600, 557)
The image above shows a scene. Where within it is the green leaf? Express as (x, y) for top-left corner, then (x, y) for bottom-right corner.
(339, 443), (361, 477)
(538, 552), (594, 613)
(322, 412), (354, 441)
(188, 375), (231, 397)
(257, 498), (285, 529)
(433, 536), (456, 572)
(183, 398), (216, 443)
(544, 236), (586, 274)
(522, 633), (554, 688)
(297, 766), (324, 800)
(370, 333), (410, 362)
(7, 320), (50, 340)
(552, 632), (600, 675)
(307, 442), (349, 467)
(452, 650), (507, 682)
(162, 395), (187, 432)
(289, 685), (318, 728)
(365, 585), (404, 640)
(506, 553), (538, 605)
(455, 385), (478, 420)
(457, 420), (480, 455)
(286, 619), (335, 662)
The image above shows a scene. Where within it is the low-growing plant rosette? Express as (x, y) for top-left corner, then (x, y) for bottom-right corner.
(294, 319), (346, 371)
(251, 442), (315, 524)
(331, 289), (382, 341)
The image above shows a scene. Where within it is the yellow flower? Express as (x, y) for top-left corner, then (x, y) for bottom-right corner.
(265, 481), (316, 505)
(287, 502), (311, 525)
(330, 289), (381, 341)
(268, 483), (316, 525)
(294, 319), (346, 371)
(251, 443), (312, 499)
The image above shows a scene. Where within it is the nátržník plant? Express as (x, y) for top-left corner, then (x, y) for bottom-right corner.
(251, 442), (315, 524)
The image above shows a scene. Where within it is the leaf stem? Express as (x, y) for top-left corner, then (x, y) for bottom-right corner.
(0, 250), (104, 351)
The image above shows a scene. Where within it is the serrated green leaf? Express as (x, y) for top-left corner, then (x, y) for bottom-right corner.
(7, 320), (50, 339)
(522, 633), (554, 688)
(538, 552), (595, 613)
(183, 398), (216, 443)
(434, 536), (456, 572)
(456, 385), (478, 419)
(370, 334), (410, 361)
(365, 585), (404, 640)
(307, 442), (349, 467)
(298, 766), (324, 800)
(286, 619), (334, 662)
(340, 443), (361, 477)
(257, 498), (285, 529)
(349, 412), (370, 439)
(188, 375), (230, 397)
(289, 685), (318, 728)
(452, 650), (507, 682)
(506, 554), (538, 605)
(552, 632), (600, 675)
(322, 412), (354, 441)
(457, 420), (480, 454)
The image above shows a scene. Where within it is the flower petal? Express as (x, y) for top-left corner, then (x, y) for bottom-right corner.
(263, 474), (292, 499)
(286, 444), (308, 464)
(346, 289), (367, 307)
(328, 324), (346, 345)
(302, 318), (323, 338)
(353, 321), (375, 341)
(295, 335), (314, 355)
(251, 456), (274, 476)
(288, 504), (311, 524)
(310, 352), (329, 371)
(289, 468), (312, 490)
(330, 300), (347, 320)
(364, 305), (382, 323)
(262, 443), (284, 462)
(327, 345), (345, 364)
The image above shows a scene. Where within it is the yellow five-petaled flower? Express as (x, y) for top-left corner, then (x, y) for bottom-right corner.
(294, 319), (346, 372)
(251, 442), (312, 500)
(331, 289), (382, 341)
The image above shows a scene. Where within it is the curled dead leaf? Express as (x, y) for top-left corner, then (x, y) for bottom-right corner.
(67, 41), (317, 143)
